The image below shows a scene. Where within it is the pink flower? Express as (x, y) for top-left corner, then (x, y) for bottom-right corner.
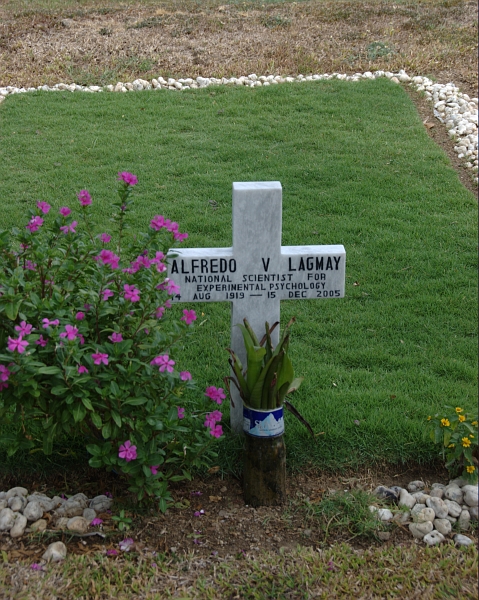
(155, 306), (165, 319)
(177, 407), (185, 420)
(153, 354), (175, 373)
(109, 332), (123, 343)
(77, 365), (88, 374)
(35, 335), (48, 347)
(118, 172), (138, 186)
(26, 216), (44, 233)
(123, 284), (140, 302)
(7, 336), (29, 354)
(92, 352), (109, 366)
(75, 312), (85, 321)
(15, 321), (34, 336)
(119, 537), (135, 551)
(30, 563), (43, 571)
(166, 221), (179, 233)
(204, 386), (226, 404)
(42, 318), (60, 328)
(99, 233), (111, 243)
(37, 201), (51, 214)
(181, 309), (196, 325)
(194, 510), (205, 517)
(24, 260), (37, 271)
(0, 382), (8, 391)
(0, 365), (11, 382)
(209, 424), (223, 438)
(150, 215), (165, 231)
(59, 324), (79, 341)
(167, 280), (180, 295)
(59, 206), (71, 217)
(180, 371), (192, 381)
(60, 221), (78, 234)
(97, 249), (120, 269)
(118, 441), (137, 462)
(106, 549), (119, 556)
(164, 300), (172, 309)
(204, 411), (222, 429)
(90, 518), (103, 526)
(78, 189), (92, 206)
(150, 465), (159, 475)
(102, 289), (114, 301)
(174, 231), (188, 242)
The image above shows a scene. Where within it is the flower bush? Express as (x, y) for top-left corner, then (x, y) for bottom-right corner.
(427, 406), (478, 483)
(0, 172), (224, 510)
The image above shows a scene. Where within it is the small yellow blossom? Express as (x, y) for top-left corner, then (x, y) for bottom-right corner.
(470, 434), (474, 438)
(427, 416), (432, 421)
(472, 421), (478, 427)
(448, 444), (455, 449)
(461, 437), (471, 448)
(458, 415), (466, 422)
(456, 407), (463, 413)
(466, 465), (476, 474)
(441, 418), (450, 427)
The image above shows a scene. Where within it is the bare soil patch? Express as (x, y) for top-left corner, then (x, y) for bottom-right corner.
(3, 461), (477, 564)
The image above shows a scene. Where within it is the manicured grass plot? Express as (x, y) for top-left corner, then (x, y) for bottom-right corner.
(0, 79), (476, 472)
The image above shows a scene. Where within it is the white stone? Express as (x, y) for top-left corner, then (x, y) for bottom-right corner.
(6, 487), (28, 500)
(458, 509), (471, 531)
(54, 500), (84, 518)
(83, 508), (97, 522)
(399, 489), (416, 509)
(393, 510), (410, 524)
(377, 508), (394, 522)
(0, 500), (6, 510)
(411, 503), (426, 516)
(89, 495), (112, 512)
(409, 521), (433, 539)
(10, 513), (27, 538)
(444, 486), (463, 504)
(23, 501), (44, 521)
(407, 479), (426, 493)
(453, 534), (473, 547)
(462, 486), (478, 507)
(423, 530), (445, 546)
(67, 516), (89, 533)
(433, 518), (452, 535)
(449, 478), (469, 488)
(30, 519), (47, 533)
(413, 507), (435, 523)
(42, 541), (67, 562)
(444, 499), (462, 517)
(8, 496), (26, 512)
(469, 506), (478, 520)
(0, 508), (16, 531)
(426, 497), (449, 519)
(54, 517), (69, 530)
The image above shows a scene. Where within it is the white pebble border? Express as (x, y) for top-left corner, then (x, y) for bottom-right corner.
(0, 69), (477, 185)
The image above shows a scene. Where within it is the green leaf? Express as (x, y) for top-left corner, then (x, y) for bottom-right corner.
(72, 403), (87, 423)
(86, 444), (101, 456)
(111, 410), (122, 428)
(37, 366), (63, 375)
(102, 422), (112, 439)
(110, 380), (120, 396)
(91, 412), (102, 429)
(88, 456), (103, 468)
(123, 396), (148, 406)
(81, 397), (94, 411)
(4, 300), (22, 321)
(51, 386), (69, 396)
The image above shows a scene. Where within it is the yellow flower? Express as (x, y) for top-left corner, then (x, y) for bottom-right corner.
(456, 407), (463, 413)
(458, 415), (466, 422)
(448, 444), (455, 449)
(441, 418), (450, 427)
(466, 465), (476, 474)
(461, 437), (471, 448)
(427, 416), (432, 421)
(470, 434), (475, 438)
(472, 421), (478, 427)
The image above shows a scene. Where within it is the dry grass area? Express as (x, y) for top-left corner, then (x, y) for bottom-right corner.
(0, 0), (477, 96)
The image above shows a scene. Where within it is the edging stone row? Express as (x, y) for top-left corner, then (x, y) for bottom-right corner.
(0, 70), (477, 185)
(371, 477), (478, 547)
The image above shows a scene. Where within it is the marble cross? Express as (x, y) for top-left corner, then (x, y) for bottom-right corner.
(168, 182), (346, 432)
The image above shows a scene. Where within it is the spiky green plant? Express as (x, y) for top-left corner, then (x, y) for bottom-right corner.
(226, 318), (303, 411)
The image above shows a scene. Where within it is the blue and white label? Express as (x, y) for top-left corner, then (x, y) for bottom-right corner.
(243, 406), (284, 438)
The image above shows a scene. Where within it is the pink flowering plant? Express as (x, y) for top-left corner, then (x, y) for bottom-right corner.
(0, 173), (224, 510)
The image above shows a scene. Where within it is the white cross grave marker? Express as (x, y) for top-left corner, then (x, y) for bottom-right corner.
(168, 182), (346, 433)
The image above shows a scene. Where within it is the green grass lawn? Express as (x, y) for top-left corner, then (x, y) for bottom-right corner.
(0, 79), (477, 474)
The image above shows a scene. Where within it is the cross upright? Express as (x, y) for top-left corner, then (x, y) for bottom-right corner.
(168, 182), (346, 433)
